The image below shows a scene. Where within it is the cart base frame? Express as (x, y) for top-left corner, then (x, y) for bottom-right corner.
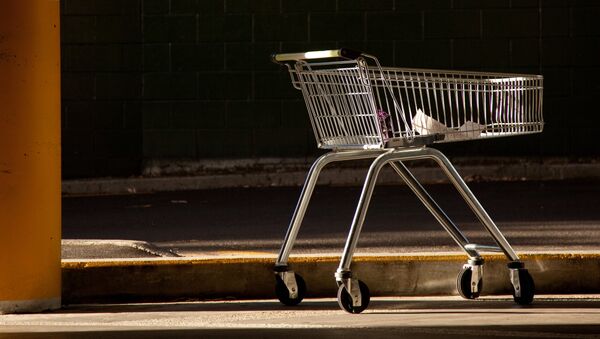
(274, 146), (534, 310)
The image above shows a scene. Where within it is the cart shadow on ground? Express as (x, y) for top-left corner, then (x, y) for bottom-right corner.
(56, 296), (600, 314)
(62, 182), (600, 253)
(5, 298), (600, 339)
(5, 325), (600, 339)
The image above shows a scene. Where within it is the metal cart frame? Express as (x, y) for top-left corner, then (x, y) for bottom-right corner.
(271, 49), (544, 313)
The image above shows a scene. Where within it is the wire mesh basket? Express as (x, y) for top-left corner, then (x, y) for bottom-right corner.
(282, 53), (543, 150)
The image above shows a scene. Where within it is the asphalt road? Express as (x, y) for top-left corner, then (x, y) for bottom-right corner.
(62, 180), (600, 258)
(2, 296), (600, 338)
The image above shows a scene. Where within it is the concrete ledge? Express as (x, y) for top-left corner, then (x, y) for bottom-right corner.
(61, 239), (179, 259)
(62, 252), (600, 304)
(62, 157), (600, 195)
(0, 297), (61, 314)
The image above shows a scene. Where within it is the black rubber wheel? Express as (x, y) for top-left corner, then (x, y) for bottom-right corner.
(337, 280), (370, 314)
(512, 269), (535, 305)
(275, 273), (306, 306)
(457, 266), (482, 299)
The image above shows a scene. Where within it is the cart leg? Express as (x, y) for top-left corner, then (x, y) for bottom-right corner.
(274, 152), (337, 305)
(275, 150), (386, 268)
(389, 160), (484, 298)
(335, 151), (392, 307)
(275, 150), (386, 305)
(424, 149), (534, 304)
(388, 161), (481, 260)
(275, 152), (335, 269)
(424, 148), (520, 262)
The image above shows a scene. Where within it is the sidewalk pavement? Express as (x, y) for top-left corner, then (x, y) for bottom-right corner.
(62, 157), (600, 195)
(3, 296), (600, 338)
(59, 180), (600, 304)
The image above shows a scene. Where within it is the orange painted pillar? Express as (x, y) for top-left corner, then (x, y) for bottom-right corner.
(0, 0), (62, 313)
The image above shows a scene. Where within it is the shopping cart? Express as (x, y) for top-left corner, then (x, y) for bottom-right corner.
(271, 49), (544, 314)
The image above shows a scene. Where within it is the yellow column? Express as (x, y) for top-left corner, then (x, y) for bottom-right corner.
(0, 0), (61, 313)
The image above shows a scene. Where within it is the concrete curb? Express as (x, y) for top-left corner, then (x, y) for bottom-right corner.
(62, 158), (600, 195)
(61, 240), (180, 259)
(62, 252), (600, 304)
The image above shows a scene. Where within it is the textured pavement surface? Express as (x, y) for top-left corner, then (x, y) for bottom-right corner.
(62, 180), (600, 258)
(2, 296), (600, 338)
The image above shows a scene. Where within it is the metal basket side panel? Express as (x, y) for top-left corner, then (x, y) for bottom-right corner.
(367, 67), (544, 144)
(293, 63), (385, 150)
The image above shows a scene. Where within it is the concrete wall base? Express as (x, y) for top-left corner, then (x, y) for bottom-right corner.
(62, 252), (600, 304)
(63, 158), (600, 195)
(0, 297), (61, 314)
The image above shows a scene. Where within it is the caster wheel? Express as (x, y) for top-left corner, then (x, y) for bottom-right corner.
(512, 269), (535, 305)
(457, 266), (482, 299)
(337, 280), (370, 314)
(275, 273), (306, 306)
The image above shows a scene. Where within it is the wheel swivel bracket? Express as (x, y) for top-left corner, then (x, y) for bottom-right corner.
(464, 261), (484, 294)
(508, 261), (525, 298)
(277, 271), (299, 299)
(335, 270), (362, 307)
(509, 269), (521, 297)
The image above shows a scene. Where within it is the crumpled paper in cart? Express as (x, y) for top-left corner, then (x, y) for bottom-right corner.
(412, 109), (485, 141)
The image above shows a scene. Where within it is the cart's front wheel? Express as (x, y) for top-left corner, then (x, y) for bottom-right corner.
(457, 266), (482, 299)
(512, 269), (535, 305)
(337, 280), (370, 314)
(275, 273), (306, 306)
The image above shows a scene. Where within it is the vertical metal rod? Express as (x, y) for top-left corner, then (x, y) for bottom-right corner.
(338, 151), (393, 272)
(388, 161), (480, 259)
(276, 150), (386, 267)
(425, 148), (520, 261)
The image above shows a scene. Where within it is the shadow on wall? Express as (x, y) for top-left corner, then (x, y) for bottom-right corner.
(60, 0), (600, 178)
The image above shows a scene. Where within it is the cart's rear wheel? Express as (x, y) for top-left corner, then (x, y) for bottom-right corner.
(337, 280), (370, 314)
(512, 269), (535, 305)
(275, 273), (306, 306)
(457, 266), (482, 299)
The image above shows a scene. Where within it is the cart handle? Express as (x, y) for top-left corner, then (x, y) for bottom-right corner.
(272, 48), (362, 64)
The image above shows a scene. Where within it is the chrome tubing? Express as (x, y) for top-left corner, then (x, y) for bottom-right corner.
(337, 147), (519, 274)
(388, 161), (480, 259)
(275, 150), (386, 267)
(424, 148), (520, 261)
(337, 150), (394, 273)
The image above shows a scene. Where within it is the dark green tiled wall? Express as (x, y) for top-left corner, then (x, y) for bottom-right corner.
(61, 0), (600, 178)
